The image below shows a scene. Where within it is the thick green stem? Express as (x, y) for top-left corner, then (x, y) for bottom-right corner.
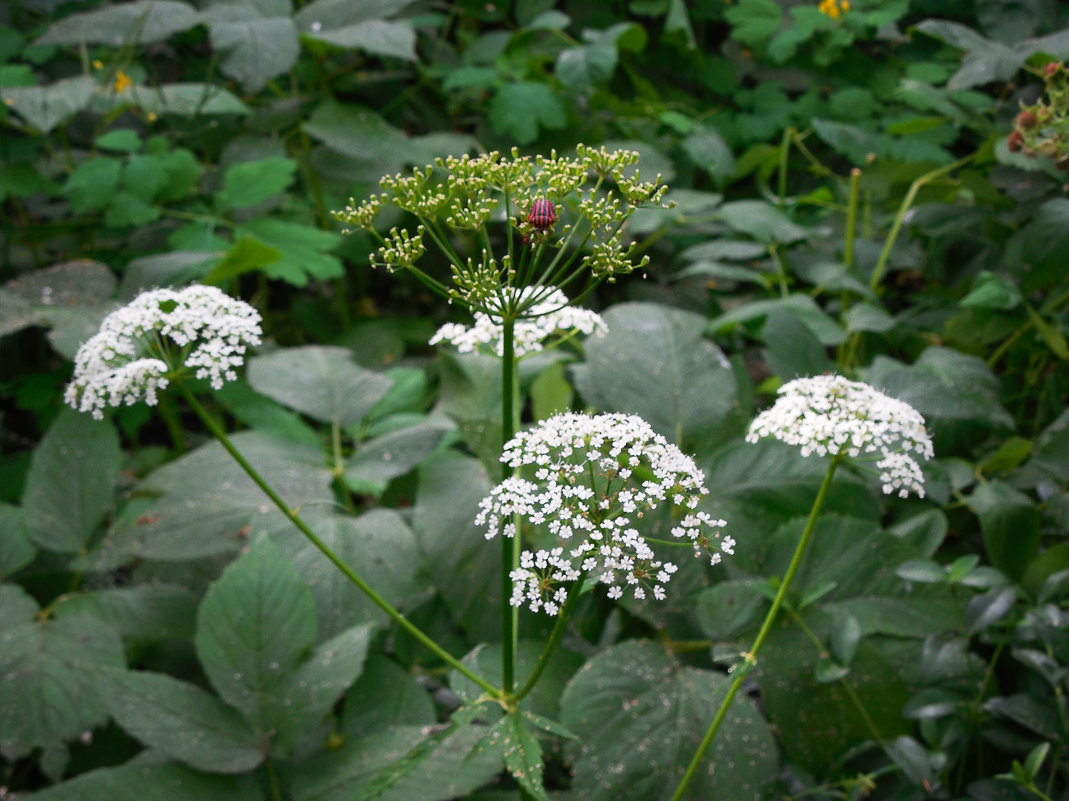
(669, 457), (840, 801)
(177, 383), (500, 699)
(501, 317), (519, 693)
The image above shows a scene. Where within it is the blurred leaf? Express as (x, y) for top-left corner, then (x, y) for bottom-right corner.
(1, 76), (96, 132)
(560, 640), (776, 800)
(124, 83), (251, 115)
(247, 345), (393, 426)
(100, 669), (265, 773)
(17, 752), (264, 801)
(965, 586), (1018, 634)
(716, 199), (811, 244)
(65, 156), (123, 213)
(571, 302), (741, 453)
(725, 0), (783, 46)
(960, 271), (1022, 310)
(884, 735), (940, 787)
(342, 655), (435, 739)
(205, 3), (300, 93)
(760, 306), (833, 381)
(555, 22), (645, 89)
(694, 578), (768, 640)
(303, 19), (416, 61)
(708, 294), (846, 346)
(54, 584), (197, 641)
(240, 219), (344, 286)
(203, 235), (282, 283)
(1025, 303), (1069, 360)
(34, 0), (199, 46)
(829, 613), (860, 665)
(984, 694), (1067, 741)
(488, 81), (567, 145)
(0, 503), (36, 577)
(966, 481), (1039, 581)
(344, 418), (452, 487)
(216, 157), (297, 211)
(21, 409), (121, 554)
(682, 124), (736, 184)
(0, 596), (125, 776)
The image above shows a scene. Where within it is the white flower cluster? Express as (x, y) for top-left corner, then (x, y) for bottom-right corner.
(476, 412), (732, 616)
(746, 374), (934, 498)
(429, 286), (607, 357)
(65, 285), (262, 420)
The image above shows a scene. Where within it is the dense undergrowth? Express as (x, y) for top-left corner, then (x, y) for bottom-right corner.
(1, 1), (1068, 799)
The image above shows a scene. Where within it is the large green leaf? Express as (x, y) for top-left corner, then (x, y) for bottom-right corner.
(247, 345), (393, 426)
(412, 453), (500, 642)
(344, 418), (452, 487)
(560, 640), (777, 800)
(204, 1), (300, 93)
(100, 669), (265, 773)
(216, 157), (297, 211)
(54, 584), (198, 641)
(571, 302), (742, 453)
(122, 83), (251, 116)
(195, 538), (319, 732)
(0, 587), (125, 777)
(760, 306), (833, 380)
(85, 431), (333, 565)
(21, 409), (121, 554)
(966, 480), (1040, 581)
(268, 509), (424, 639)
(0, 503), (36, 577)
(302, 18), (416, 61)
(0, 259), (116, 347)
(240, 219), (344, 286)
(865, 347), (1013, 430)
(488, 81), (567, 145)
(292, 722), (503, 801)
(707, 293), (846, 345)
(20, 752), (264, 801)
(1, 76), (96, 133)
(34, 0), (199, 46)
(342, 655), (436, 739)
(716, 199), (811, 244)
(555, 22), (646, 89)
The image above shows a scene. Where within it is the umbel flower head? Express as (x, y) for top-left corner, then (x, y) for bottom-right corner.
(65, 285), (263, 420)
(746, 374), (934, 498)
(429, 286), (607, 358)
(476, 412), (732, 616)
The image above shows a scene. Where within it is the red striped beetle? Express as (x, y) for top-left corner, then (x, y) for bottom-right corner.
(527, 198), (557, 233)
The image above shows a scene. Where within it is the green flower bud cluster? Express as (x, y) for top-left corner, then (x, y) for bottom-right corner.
(332, 145), (671, 308)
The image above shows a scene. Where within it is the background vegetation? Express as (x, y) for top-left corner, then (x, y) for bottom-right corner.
(1, 0), (1068, 799)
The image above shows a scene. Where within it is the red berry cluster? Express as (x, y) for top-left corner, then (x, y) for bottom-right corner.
(1008, 61), (1069, 170)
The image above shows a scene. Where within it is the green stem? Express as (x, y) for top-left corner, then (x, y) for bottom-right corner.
(777, 128), (793, 208)
(177, 382), (501, 699)
(843, 167), (861, 272)
(501, 316), (519, 694)
(669, 457), (840, 801)
(514, 571), (588, 703)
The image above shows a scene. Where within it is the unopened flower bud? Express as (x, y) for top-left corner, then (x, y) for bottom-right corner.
(1008, 130), (1025, 152)
(1016, 110), (1038, 130)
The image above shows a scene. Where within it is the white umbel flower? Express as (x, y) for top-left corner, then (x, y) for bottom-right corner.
(65, 285), (263, 419)
(746, 374), (934, 498)
(476, 412), (729, 615)
(429, 286), (606, 357)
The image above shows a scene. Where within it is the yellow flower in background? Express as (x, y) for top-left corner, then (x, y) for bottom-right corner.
(818, 0), (850, 18)
(114, 70), (133, 93)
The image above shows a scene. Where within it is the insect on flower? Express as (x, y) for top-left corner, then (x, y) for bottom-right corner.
(527, 198), (557, 232)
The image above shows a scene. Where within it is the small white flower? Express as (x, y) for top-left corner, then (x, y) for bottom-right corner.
(65, 285), (262, 419)
(476, 412), (730, 615)
(429, 286), (607, 357)
(746, 374), (933, 498)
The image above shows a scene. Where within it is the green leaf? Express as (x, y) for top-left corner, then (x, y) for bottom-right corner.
(960, 271), (1023, 309)
(708, 293), (846, 346)
(571, 302), (741, 453)
(203, 235), (282, 284)
(1025, 303), (1069, 360)
(291, 723), (503, 801)
(488, 81), (567, 145)
(95, 129), (142, 153)
(342, 655), (435, 739)
(0, 502), (37, 577)
(345, 418), (451, 487)
(965, 480), (1040, 580)
(829, 613), (860, 665)
(240, 219), (344, 286)
(865, 347), (1014, 429)
(694, 578), (768, 640)
(303, 19), (417, 61)
(555, 23), (645, 90)
(85, 431), (333, 564)
(18, 752), (264, 801)
(0, 259), (116, 345)
(560, 640), (777, 800)
(205, 6), (300, 93)
(760, 306), (833, 381)
(681, 124), (736, 184)
(216, 157), (297, 211)
(100, 669), (265, 773)
(247, 345), (393, 426)
(1, 76), (96, 133)
(965, 586), (1017, 634)
(304, 100), (411, 167)
(128, 83), (251, 116)
(813, 118), (885, 165)
(54, 584), (197, 641)
(412, 454), (500, 643)
(64, 156), (123, 213)
(21, 409), (121, 554)
(105, 190), (161, 226)
(34, 0), (199, 46)
(725, 0), (783, 46)
(499, 712), (549, 801)
(270, 509), (424, 640)
(195, 538), (319, 731)
(0, 600), (125, 775)
(984, 694), (1065, 741)
(717, 199), (811, 244)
